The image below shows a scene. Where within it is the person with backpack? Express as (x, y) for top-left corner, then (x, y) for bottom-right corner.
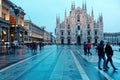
(83, 42), (87, 55)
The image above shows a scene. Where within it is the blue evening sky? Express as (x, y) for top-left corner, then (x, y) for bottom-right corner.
(10, 0), (120, 34)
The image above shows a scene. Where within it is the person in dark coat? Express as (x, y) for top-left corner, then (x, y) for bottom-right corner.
(83, 42), (87, 55)
(31, 42), (34, 52)
(31, 41), (37, 53)
(39, 42), (42, 50)
(105, 42), (118, 70)
(97, 40), (107, 70)
(33, 42), (37, 53)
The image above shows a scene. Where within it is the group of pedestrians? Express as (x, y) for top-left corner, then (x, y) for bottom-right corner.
(83, 41), (92, 55)
(97, 40), (118, 71)
(31, 41), (38, 53)
(83, 40), (118, 71)
(29, 41), (43, 53)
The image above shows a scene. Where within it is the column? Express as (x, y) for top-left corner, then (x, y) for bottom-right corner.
(0, 27), (2, 41)
(17, 28), (20, 42)
(0, 0), (2, 17)
(6, 27), (10, 42)
(22, 31), (24, 45)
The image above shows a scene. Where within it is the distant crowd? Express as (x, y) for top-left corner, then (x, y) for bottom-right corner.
(25, 42), (44, 53)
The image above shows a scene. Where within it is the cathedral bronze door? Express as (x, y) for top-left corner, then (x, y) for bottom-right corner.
(77, 36), (81, 45)
(61, 39), (64, 44)
(68, 39), (70, 45)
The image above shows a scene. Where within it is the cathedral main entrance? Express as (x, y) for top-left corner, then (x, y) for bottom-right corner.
(61, 39), (64, 44)
(77, 36), (81, 45)
(67, 39), (70, 45)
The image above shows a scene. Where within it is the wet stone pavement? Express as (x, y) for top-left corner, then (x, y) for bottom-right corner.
(0, 45), (120, 80)
(0, 46), (32, 69)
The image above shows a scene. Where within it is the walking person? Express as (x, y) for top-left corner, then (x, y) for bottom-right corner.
(83, 42), (87, 55)
(33, 42), (37, 53)
(87, 41), (92, 55)
(97, 40), (107, 70)
(105, 42), (118, 70)
(31, 41), (34, 53)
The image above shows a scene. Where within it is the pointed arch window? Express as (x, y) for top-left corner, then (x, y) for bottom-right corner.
(68, 31), (70, 35)
(95, 31), (97, 35)
(88, 24), (90, 28)
(78, 26), (80, 30)
(77, 15), (80, 22)
(68, 24), (70, 29)
(88, 31), (90, 35)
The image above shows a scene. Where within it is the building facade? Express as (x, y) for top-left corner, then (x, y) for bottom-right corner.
(43, 30), (51, 45)
(104, 32), (120, 45)
(24, 20), (44, 43)
(9, 1), (26, 45)
(24, 21), (55, 45)
(0, 0), (11, 44)
(0, 0), (25, 45)
(50, 32), (55, 44)
(55, 2), (103, 45)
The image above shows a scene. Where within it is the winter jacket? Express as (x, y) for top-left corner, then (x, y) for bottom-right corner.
(105, 45), (113, 56)
(87, 42), (91, 49)
(97, 44), (105, 56)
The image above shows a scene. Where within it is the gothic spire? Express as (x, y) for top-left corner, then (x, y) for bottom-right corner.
(64, 9), (67, 21)
(82, 0), (84, 10)
(71, 1), (75, 10)
(100, 13), (103, 23)
(82, 0), (87, 11)
(85, 0), (87, 10)
(91, 7), (94, 17)
(56, 15), (60, 25)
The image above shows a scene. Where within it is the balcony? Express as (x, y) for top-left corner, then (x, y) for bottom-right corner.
(94, 35), (99, 39)
(67, 35), (71, 39)
(87, 35), (91, 39)
(60, 36), (64, 39)
(0, 18), (10, 26)
(60, 27), (65, 31)
(67, 28), (71, 31)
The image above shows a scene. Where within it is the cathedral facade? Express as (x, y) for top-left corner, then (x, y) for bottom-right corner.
(55, 2), (103, 45)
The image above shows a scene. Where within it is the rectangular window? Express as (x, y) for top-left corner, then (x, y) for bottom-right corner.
(88, 24), (90, 28)
(2, 13), (6, 20)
